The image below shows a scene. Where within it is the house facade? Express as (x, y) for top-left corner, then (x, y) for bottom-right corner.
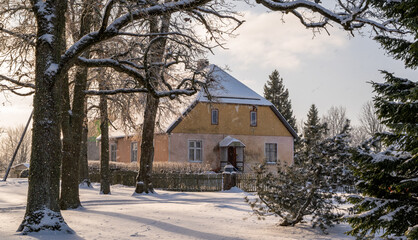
(102, 65), (297, 173)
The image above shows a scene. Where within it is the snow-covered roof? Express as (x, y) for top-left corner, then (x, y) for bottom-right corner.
(166, 65), (298, 138)
(12, 163), (30, 169)
(96, 130), (136, 140)
(219, 136), (245, 147)
(198, 65), (272, 106)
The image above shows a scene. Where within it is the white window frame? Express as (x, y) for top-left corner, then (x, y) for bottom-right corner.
(211, 109), (219, 125)
(110, 143), (117, 162)
(250, 111), (257, 126)
(131, 142), (138, 162)
(265, 143), (278, 164)
(188, 140), (203, 162)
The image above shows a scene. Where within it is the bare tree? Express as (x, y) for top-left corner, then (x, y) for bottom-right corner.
(0, 125), (32, 172)
(322, 106), (349, 138)
(359, 101), (385, 137)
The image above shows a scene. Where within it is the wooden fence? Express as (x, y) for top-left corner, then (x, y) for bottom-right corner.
(89, 170), (357, 194)
(236, 174), (257, 192)
(89, 170), (225, 191)
(152, 173), (223, 191)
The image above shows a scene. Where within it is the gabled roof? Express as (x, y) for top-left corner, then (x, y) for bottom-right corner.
(198, 65), (272, 106)
(167, 65), (298, 139)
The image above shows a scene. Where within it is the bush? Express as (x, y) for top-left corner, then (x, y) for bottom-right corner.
(245, 164), (344, 233)
(152, 162), (212, 174)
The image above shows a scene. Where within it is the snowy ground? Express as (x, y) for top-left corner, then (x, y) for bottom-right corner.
(0, 179), (354, 240)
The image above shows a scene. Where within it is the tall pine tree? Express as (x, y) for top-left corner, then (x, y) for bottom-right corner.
(264, 70), (297, 132)
(302, 104), (326, 150)
(347, 2), (417, 239)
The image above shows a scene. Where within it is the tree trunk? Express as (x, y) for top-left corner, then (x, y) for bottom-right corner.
(100, 81), (111, 194)
(135, 95), (159, 193)
(60, 64), (90, 209)
(134, 14), (169, 194)
(18, 0), (71, 233)
(60, 73), (82, 209)
(79, 115), (91, 187)
(60, 1), (94, 208)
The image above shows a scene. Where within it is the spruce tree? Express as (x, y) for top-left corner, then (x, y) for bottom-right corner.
(371, 0), (417, 70)
(264, 70), (297, 132)
(346, 1), (418, 239)
(302, 104), (326, 152)
(347, 75), (417, 239)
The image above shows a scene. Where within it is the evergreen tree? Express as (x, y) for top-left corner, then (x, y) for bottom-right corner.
(346, 1), (418, 239)
(371, 0), (417, 70)
(264, 70), (297, 132)
(246, 118), (355, 233)
(347, 76), (417, 239)
(302, 104), (327, 152)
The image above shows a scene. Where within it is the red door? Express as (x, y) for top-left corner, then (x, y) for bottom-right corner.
(227, 147), (237, 169)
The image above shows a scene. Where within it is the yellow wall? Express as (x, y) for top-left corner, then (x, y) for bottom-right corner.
(172, 103), (292, 137)
(113, 134), (169, 164)
(168, 133), (294, 173)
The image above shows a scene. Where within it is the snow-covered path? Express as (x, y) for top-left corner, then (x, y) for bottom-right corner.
(0, 179), (354, 240)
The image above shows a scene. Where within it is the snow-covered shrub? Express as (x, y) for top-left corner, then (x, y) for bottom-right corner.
(245, 163), (344, 233)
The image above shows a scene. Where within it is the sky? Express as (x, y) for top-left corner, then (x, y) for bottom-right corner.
(0, 2), (416, 130)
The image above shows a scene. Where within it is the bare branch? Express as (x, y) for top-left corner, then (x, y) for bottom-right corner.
(99, 0), (116, 34)
(0, 74), (35, 89)
(0, 27), (35, 46)
(255, 0), (406, 33)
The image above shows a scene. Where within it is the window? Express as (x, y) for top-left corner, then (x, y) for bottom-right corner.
(250, 111), (257, 126)
(110, 143), (117, 162)
(211, 109), (219, 125)
(265, 143), (277, 163)
(188, 140), (202, 162)
(131, 142), (138, 162)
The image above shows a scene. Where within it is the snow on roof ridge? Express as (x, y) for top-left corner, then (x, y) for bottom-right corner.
(198, 65), (272, 106)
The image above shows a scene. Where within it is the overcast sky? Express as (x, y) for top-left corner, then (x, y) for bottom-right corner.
(0, 3), (416, 130)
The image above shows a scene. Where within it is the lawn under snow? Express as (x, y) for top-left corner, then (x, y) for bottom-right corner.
(0, 179), (354, 240)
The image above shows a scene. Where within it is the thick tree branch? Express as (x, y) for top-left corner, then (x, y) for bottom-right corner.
(60, 0), (212, 75)
(99, 0), (116, 34)
(76, 57), (146, 85)
(84, 87), (197, 99)
(255, 0), (405, 33)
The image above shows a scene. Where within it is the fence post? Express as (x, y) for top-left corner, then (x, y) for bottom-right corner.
(223, 172), (237, 191)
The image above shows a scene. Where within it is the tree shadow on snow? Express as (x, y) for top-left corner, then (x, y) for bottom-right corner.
(82, 208), (241, 240)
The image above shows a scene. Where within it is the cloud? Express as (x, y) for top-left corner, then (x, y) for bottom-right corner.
(220, 11), (348, 70)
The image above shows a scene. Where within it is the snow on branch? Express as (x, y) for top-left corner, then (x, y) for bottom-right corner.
(61, 0), (213, 77)
(77, 57), (146, 84)
(255, 0), (405, 33)
(84, 87), (197, 99)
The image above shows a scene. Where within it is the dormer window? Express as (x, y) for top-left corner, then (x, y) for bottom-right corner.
(211, 109), (219, 125)
(250, 111), (257, 126)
